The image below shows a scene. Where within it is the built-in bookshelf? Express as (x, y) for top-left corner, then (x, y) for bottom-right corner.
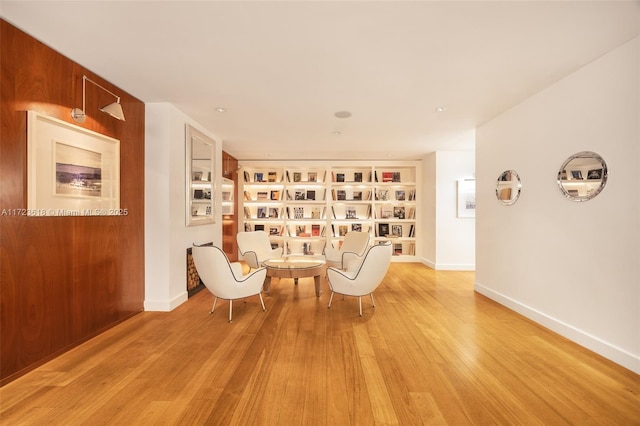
(240, 161), (420, 260)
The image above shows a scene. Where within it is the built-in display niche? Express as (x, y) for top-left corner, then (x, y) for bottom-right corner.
(495, 170), (522, 205)
(557, 151), (608, 202)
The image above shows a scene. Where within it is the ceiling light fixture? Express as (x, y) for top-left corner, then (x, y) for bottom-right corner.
(215, 107), (228, 113)
(71, 75), (125, 123)
(334, 111), (352, 118)
(435, 106), (447, 113)
(333, 131), (341, 135)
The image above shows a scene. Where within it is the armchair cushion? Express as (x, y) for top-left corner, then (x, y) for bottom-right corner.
(237, 231), (284, 269)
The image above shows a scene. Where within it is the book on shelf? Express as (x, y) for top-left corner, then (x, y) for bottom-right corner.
(268, 171), (278, 182)
(294, 207), (304, 219)
(354, 172), (363, 182)
(331, 206), (337, 219)
(353, 191), (362, 201)
(311, 207), (321, 219)
(293, 172), (302, 182)
(296, 225), (307, 236)
(244, 171), (250, 182)
(339, 225), (348, 236)
(336, 173), (345, 182)
(286, 170), (290, 182)
(255, 224), (265, 231)
(337, 190), (346, 200)
(382, 172), (393, 182)
(377, 189), (389, 201)
(395, 190), (405, 201)
(244, 223), (251, 232)
(393, 206), (406, 219)
(268, 207), (279, 218)
(378, 223), (389, 237)
(254, 172), (264, 182)
(270, 190), (280, 200)
(392, 172), (401, 182)
(244, 206), (251, 219)
(308, 172), (317, 182)
(257, 191), (268, 200)
(257, 206), (267, 218)
(286, 190), (293, 200)
(345, 206), (357, 219)
(311, 224), (320, 236)
(352, 223), (362, 232)
(391, 224), (403, 237)
(306, 190), (316, 200)
(269, 225), (281, 236)
(407, 207), (415, 219)
(393, 243), (403, 255)
(295, 190), (305, 200)
(408, 224), (415, 237)
(381, 206), (393, 219)
(286, 207), (291, 219)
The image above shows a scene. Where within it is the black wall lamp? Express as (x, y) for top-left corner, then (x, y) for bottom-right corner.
(71, 75), (125, 123)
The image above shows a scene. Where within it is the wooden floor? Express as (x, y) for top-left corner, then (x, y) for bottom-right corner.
(1, 263), (638, 425)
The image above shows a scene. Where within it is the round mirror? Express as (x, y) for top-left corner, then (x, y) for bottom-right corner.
(495, 170), (522, 205)
(557, 151), (608, 202)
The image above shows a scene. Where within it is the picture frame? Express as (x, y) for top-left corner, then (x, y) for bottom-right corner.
(571, 170), (583, 180)
(27, 111), (120, 216)
(457, 179), (476, 218)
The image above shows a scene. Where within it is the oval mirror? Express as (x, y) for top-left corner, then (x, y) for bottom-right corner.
(495, 170), (522, 205)
(557, 151), (608, 202)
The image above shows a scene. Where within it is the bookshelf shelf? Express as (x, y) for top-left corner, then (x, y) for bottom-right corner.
(240, 162), (420, 260)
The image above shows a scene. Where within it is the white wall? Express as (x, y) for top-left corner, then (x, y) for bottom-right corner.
(144, 103), (222, 311)
(421, 149), (476, 270)
(476, 37), (639, 373)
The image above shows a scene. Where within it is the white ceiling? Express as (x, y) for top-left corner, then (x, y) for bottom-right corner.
(1, 1), (638, 160)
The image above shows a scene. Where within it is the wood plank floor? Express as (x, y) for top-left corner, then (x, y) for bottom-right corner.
(1, 263), (638, 425)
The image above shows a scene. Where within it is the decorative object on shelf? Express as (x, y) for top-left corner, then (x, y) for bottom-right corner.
(71, 75), (125, 123)
(557, 151), (608, 202)
(27, 111), (120, 216)
(185, 124), (216, 226)
(456, 179), (476, 218)
(495, 170), (522, 206)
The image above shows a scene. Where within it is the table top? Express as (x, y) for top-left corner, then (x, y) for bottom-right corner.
(262, 256), (325, 270)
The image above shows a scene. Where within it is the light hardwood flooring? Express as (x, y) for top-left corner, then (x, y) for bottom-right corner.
(1, 263), (638, 425)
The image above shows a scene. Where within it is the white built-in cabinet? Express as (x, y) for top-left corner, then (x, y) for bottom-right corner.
(240, 161), (420, 261)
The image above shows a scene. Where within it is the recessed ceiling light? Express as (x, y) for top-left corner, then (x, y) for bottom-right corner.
(334, 111), (352, 118)
(435, 107), (446, 112)
(215, 107), (227, 113)
(333, 131), (341, 135)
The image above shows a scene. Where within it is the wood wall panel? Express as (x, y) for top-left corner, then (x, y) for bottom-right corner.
(222, 151), (239, 261)
(0, 20), (146, 385)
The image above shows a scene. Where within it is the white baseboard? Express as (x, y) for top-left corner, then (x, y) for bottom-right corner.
(144, 291), (188, 312)
(420, 257), (474, 271)
(475, 282), (640, 375)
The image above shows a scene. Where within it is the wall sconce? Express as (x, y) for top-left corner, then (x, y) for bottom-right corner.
(71, 75), (125, 123)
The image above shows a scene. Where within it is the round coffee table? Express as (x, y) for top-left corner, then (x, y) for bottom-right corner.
(262, 257), (326, 296)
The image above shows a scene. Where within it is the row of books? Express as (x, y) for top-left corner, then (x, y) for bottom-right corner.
(245, 169), (411, 184)
(244, 206), (327, 220)
(375, 206), (415, 220)
(245, 223), (326, 237)
(244, 170), (329, 183)
(375, 223), (416, 238)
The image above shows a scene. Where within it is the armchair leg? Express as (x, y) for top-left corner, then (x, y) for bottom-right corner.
(229, 300), (233, 323)
(370, 293), (376, 308)
(259, 293), (266, 312)
(359, 296), (362, 317)
(328, 291), (335, 308)
(210, 297), (218, 314)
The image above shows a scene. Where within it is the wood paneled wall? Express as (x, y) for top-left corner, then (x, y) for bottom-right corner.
(0, 20), (145, 385)
(222, 151), (239, 261)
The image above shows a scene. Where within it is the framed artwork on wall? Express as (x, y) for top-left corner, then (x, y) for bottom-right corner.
(457, 179), (476, 218)
(27, 110), (121, 216)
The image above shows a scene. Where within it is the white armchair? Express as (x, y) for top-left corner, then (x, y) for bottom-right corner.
(236, 231), (284, 270)
(326, 242), (392, 316)
(191, 245), (267, 322)
(324, 231), (370, 269)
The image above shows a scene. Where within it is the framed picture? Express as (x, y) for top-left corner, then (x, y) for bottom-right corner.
(457, 179), (476, 218)
(308, 172), (317, 182)
(27, 111), (120, 216)
(571, 170), (583, 180)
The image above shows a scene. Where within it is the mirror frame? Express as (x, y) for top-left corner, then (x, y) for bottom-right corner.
(557, 151), (608, 202)
(495, 170), (522, 206)
(185, 124), (216, 226)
